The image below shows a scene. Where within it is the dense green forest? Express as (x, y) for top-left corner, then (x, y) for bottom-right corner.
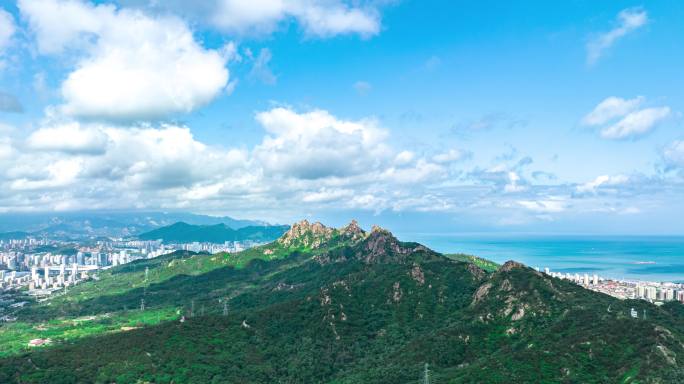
(1, 220), (683, 383)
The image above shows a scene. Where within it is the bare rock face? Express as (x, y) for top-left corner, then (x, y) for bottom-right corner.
(471, 282), (492, 305)
(277, 219), (334, 249)
(466, 263), (486, 280)
(353, 226), (434, 264)
(340, 219), (365, 242)
(410, 264), (426, 285)
(499, 260), (526, 272)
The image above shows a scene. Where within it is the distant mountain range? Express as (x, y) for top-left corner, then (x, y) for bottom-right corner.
(0, 211), (271, 239)
(137, 222), (289, 243)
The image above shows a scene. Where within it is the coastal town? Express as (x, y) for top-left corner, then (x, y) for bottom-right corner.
(540, 266), (684, 305)
(0, 235), (265, 312)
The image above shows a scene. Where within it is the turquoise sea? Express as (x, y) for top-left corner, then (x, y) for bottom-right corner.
(399, 234), (684, 283)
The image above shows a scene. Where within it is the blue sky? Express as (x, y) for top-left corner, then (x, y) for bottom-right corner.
(0, 0), (683, 234)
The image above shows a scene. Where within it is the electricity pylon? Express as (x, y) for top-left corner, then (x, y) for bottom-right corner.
(422, 363), (430, 384)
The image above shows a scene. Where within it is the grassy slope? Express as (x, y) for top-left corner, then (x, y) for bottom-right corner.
(0, 242), (307, 357)
(446, 253), (499, 272)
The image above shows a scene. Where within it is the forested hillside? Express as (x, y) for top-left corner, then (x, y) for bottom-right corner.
(1, 220), (683, 383)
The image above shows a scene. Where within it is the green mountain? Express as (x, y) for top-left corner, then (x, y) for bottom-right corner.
(137, 222), (289, 243)
(1, 220), (683, 383)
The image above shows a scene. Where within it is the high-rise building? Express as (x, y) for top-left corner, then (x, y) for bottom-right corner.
(665, 289), (674, 301)
(637, 285), (645, 298)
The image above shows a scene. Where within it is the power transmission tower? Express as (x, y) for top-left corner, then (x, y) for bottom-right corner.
(145, 266), (149, 281)
(422, 363), (430, 384)
(190, 300), (195, 317)
(140, 298), (145, 311)
(223, 300), (228, 316)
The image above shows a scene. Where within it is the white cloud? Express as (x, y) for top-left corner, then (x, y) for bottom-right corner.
(253, 107), (390, 179)
(394, 150), (414, 165)
(582, 96), (671, 140)
(19, 0), (230, 121)
(582, 96), (643, 126)
(11, 159), (83, 191)
(212, 0), (380, 38)
(504, 171), (526, 193)
(5, 122), (249, 202)
(587, 8), (648, 65)
(27, 123), (109, 154)
(576, 174), (629, 194)
(4, 102), (671, 223)
(0, 8), (15, 55)
(600, 107), (670, 139)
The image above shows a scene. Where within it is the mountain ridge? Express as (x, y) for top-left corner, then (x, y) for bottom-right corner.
(137, 221), (289, 243)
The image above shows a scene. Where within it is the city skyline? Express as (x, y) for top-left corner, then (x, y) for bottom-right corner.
(0, 0), (683, 234)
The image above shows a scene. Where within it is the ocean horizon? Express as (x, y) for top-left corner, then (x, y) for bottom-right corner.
(399, 233), (684, 283)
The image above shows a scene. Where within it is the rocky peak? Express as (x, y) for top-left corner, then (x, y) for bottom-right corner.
(277, 219), (334, 248)
(352, 226), (439, 264)
(340, 220), (366, 241)
(499, 260), (527, 272)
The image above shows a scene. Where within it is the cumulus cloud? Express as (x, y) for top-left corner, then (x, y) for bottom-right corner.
(583, 96), (671, 140)
(1, 122), (253, 211)
(587, 8), (648, 65)
(253, 107), (391, 179)
(19, 0), (230, 121)
(26, 122), (108, 154)
(2, 103), (670, 224)
(212, 0), (380, 38)
(0, 107), (461, 214)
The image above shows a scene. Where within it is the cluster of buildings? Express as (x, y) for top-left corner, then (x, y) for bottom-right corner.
(179, 241), (259, 254)
(0, 236), (264, 298)
(540, 266), (684, 304)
